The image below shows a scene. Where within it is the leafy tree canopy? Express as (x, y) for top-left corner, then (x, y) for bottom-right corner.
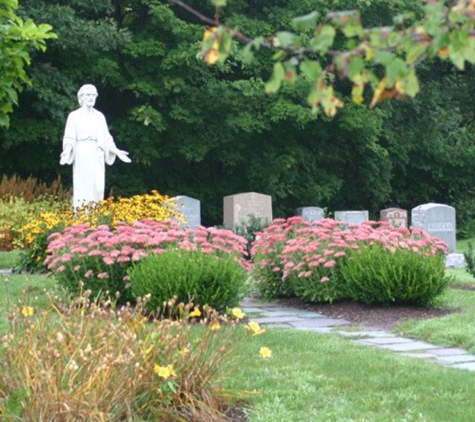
(187, 0), (475, 116)
(0, 0), (56, 126)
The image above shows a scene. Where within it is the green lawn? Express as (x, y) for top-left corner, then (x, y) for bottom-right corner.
(0, 250), (20, 268)
(3, 248), (475, 421)
(234, 329), (475, 422)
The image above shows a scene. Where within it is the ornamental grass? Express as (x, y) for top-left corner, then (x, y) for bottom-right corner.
(0, 292), (269, 421)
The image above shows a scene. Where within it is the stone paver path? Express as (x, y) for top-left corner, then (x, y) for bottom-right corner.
(240, 297), (475, 372)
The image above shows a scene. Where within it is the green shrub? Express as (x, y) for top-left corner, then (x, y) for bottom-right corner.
(341, 245), (451, 305)
(464, 241), (475, 278)
(289, 261), (349, 304)
(234, 214), (270, 257)
(129, 249), (248, 312)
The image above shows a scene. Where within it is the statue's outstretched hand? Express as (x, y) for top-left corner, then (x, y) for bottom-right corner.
(60, 144), (73, 165)
(116, 149), (132, 163)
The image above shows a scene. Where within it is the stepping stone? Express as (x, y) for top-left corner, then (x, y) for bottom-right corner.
(288, 318), (350, 328)
(358, 337), (414, 345)
(258, 311), (305, 318)
(294, 326), (334, 333)
(264, 323), (293, 329)
(401, 352), (438, 360)
(378, 341), (440, 352)
(252, 316), (305, 324)
(436, 355), (475, 364)
(337, 330), (396, 338)
(427, 347), (469, 356)
(449, 362), (475, 371)
(295, 312), (325, 318)
(240, 307), (267, 314)
(0, 269), (12, 275)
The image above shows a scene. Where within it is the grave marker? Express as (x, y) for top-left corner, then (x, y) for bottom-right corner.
(380, 207), (408, 228)
(171, 195), (201, 230)
(296, 207), (324, 223)
(411, 203), (456, 253)
(334, 210), (369, 225)
(223, 192), (272, 229)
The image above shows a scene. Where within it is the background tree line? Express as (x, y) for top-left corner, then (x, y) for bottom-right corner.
(2, 0), (475, 235)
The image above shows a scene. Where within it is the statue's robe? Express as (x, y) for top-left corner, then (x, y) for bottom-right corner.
(62, 108), (118, 208)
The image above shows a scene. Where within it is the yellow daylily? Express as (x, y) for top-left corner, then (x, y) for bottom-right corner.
(259, 347), (272, 359)
(231, 307), (246, 319)
(189, 307), (201, 318)
(21, 306), (34, 317)
(153, 364), (176, 379)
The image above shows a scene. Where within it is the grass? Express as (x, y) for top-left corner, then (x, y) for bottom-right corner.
(0, 273), (65, 333)
(1, 269), (475, 421)
(4, 248), (475, 421)
(235, 329), (475, 422)
(0, 249), (20, 268)
(396, 287), (475, 353)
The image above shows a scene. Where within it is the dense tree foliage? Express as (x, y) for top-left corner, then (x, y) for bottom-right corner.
(1, 0), (475, 235)
(0, 0), (56, 126)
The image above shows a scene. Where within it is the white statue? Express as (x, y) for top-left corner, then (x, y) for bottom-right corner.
(60, 84), (131, 208)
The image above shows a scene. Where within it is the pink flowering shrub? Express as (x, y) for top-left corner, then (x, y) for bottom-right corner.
(45, 219), (250, 304)
(250, 217), (310, 299)
(251, 217), (450, 304)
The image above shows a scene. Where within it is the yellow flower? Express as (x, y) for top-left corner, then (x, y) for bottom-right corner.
(154, 364), (176, 379)
(202, 27), (220, 65)
(247, 321), (266, 336)
(21, 306), (34, 317)
(189, 307), (201, 318)
(178, 347), (190, 356)
(259, 347), (272, 359)
(210, 322), (221, 331)
(231, 307), (246, 319)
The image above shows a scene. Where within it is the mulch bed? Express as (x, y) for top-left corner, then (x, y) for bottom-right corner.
(277, 296), (458, 331)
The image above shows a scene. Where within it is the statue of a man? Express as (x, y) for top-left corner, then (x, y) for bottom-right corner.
(60, 84), (131, 208)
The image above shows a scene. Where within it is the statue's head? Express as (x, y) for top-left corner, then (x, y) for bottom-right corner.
(77, 84), (98, 106)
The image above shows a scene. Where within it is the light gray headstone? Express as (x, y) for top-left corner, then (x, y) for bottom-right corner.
(334, 210), (369, 225)
(171, 196), (201, 230)
(411, 203), (456, 253)
(296, 207), (324, 223)
(223, 192), (272, 229)
(446, 253), (465, 269)
(380, 207), (408, 228)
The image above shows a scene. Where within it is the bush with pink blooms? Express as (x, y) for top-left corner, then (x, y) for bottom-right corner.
(251, 217), (450, 305)
(46, 220), (250, 304)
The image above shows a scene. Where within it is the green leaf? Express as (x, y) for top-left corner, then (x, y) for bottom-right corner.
(386, 58), (407, 86)
(449, 47), (465, 70)
(300, 60), (322, 81)
(265, 62), (285, 94)
(218, 31), (233, 63)
(211, 0), (227, 6)
(341, 21), (363, 38)
(348, 56), (365, 78)
(404, 70), (420, 97)
(373, 51), (395, 66)
(275, 31), (298, 49)
(292, 11), (319, 31)
(312, 25), (336, 53)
